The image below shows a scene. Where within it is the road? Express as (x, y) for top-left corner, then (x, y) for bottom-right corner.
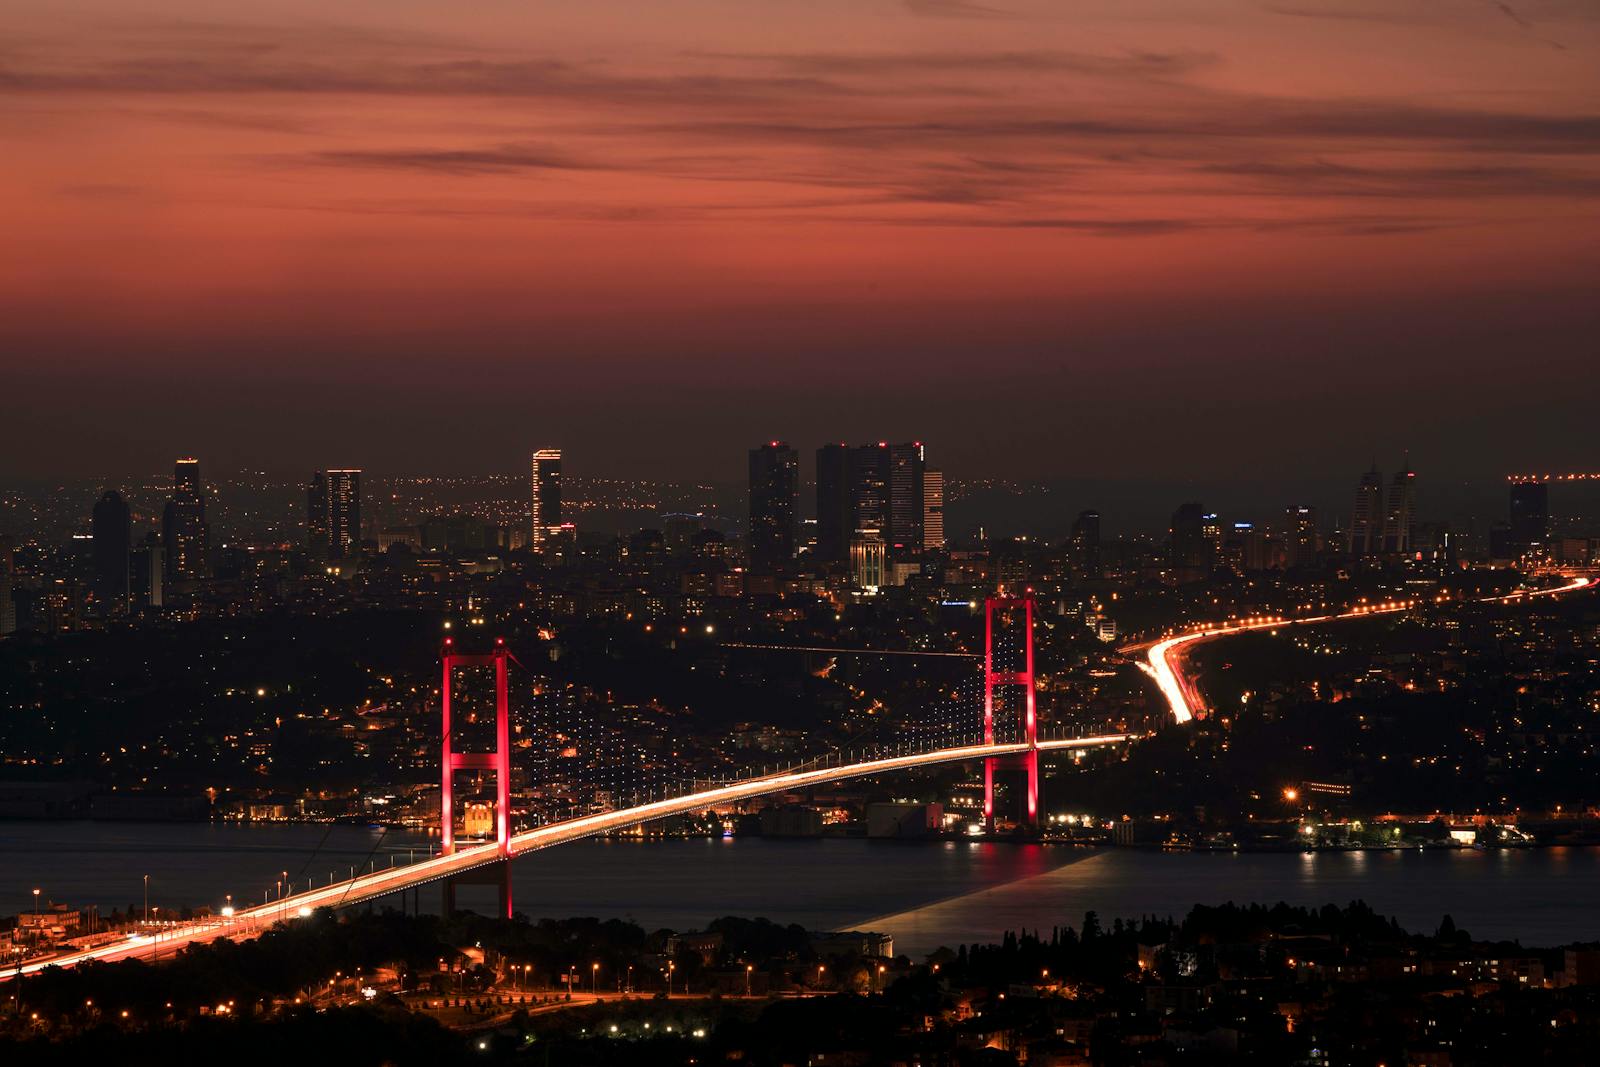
(1134, 576), (1593, 723)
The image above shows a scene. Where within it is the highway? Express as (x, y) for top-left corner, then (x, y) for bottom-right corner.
(6, 732), (1128, 978)
(1136, 576), (1593, 724)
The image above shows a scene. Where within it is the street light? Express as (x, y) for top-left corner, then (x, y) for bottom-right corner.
(745, 964), (753, 997)
(592, 962), (599, 996)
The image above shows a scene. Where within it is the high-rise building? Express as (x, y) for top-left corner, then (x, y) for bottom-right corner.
(922, 468), (945, 552)
(307, 469), (362, 559)
(129, 532), (164, 612)
(1383, 462), (1418, 554)
(1170, 501), (1208, 569)
(1508, 480), (1549, 550)
(815, 444), (852, 563)
(162, 458), (208, 582)
(91, 490), (131, 613)
(1283, 505), (1318, 569)
(887, 441), (925, 552)
(850, 443), (892, 538)
(748, 441), (799, 568)
(1069, 509), (1100, 578)
(1349, 464), (1384, 556)
(850, 530), (886, 592)
(529, 449), (562, 552)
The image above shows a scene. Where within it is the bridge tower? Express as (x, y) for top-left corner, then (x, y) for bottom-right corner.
(984, 594), (1038, 831)
(440, 637), (514, 917)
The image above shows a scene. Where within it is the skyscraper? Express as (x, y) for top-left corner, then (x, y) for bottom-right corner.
(91, 490), (131, 613)
(887, 441), (926, 552)
(1170, 501), (1208, 569)
(922, 468), (945, 552)
(1069, 509), (1100, 578)
(748, 441), (798, 568)
(529, 449), (562, 552)
(1283, 505), (1318, 569)
(850, 443), (892, 538)
(307, 469), (362, 559)
(162, 458), (208, 582)
(1383, 462), (1418, 554)
(1508, 479), (1549, 550)
(1349, 464), (1384, 556)
(815, 444), (852, 563)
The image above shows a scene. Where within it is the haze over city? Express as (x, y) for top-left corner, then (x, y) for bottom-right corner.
(3, 0), (1598, 480)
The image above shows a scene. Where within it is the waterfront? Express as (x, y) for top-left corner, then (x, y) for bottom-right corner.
(7, 823), (1600, 959)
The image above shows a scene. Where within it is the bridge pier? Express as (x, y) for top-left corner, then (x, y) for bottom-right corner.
(439, 638), (516, 920)
(441, 860), (513, 920)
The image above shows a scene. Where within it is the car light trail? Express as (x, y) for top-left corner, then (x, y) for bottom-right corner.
(4, 733), (1128, 978)
(1142, 576), (1592, 724)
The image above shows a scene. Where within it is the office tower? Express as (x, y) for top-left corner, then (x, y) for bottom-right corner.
(307, 469), (362, 559)
(162, 458), (208, 581)
(129, 532), (164, 612)
(91, 490), (131, 613)
(850, 530), (886, 592)
(1170, 501), (1208, 569)
(748, 441), (799, 568)
(887, 441), (926, 552)
(816, 444), (852, 563)
(1509, 480), (1549, 550)
(1349, 464), (1383, 556)
(1283, 505), (1318, 569)
(1202, 512), (1223, 557)
(1230, 522), (1269, 572)
(529, 449), (562, 552)
(1383, 462), (1418, 554)
(923, 468), (945, 552)
(1069, 509), (1100, 578)
(850, 443), (892, 538)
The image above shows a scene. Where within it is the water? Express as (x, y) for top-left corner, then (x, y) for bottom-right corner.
(6, 823), (1599, 959)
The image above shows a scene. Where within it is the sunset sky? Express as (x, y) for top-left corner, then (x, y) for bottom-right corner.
(2, 0), (1596, 482)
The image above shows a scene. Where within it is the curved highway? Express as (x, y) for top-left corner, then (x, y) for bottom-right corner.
(7, 733), (1129, 978)
(1137, 576), (1593, 723)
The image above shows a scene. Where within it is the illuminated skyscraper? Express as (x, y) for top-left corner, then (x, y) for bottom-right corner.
(850, 443), (892, 537)
(922, 468), (945, 552)
(748, 441), (798, 568)
(1283, 505), (1318, 569)
(887, 441), (925, 552)
(1349, 464), (1384, 556)
(1382, 462), (1417, 554)
(162, 458), (208, 581)
(529, 449), (562, 552)
(307, 469), (362, 559)
(91, 489), (131, 612)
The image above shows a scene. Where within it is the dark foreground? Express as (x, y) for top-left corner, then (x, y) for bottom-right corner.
(5, 902), (1600, 1065)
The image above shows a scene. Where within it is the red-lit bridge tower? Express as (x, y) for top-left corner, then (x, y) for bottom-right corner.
(984, 594), (1039, 831)
(440, 637), (514, 917)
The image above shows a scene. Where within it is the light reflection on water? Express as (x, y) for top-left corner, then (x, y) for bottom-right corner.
(4, 823), (1597, 960)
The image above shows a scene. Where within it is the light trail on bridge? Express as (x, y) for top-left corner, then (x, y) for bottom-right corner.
(5, 733), (1128, 979)
(1138, 576), (1593, 724)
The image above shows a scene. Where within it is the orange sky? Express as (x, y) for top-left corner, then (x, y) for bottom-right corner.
(1, 0), (1596, 479)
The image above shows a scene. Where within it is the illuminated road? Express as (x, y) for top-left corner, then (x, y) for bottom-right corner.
(6, 733), (1128, 978)
(1137, 576), (1594, 724)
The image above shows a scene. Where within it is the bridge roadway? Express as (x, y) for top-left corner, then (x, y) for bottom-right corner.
(8, 733), (1129, 978)
(1134, 576), (1594, 724)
